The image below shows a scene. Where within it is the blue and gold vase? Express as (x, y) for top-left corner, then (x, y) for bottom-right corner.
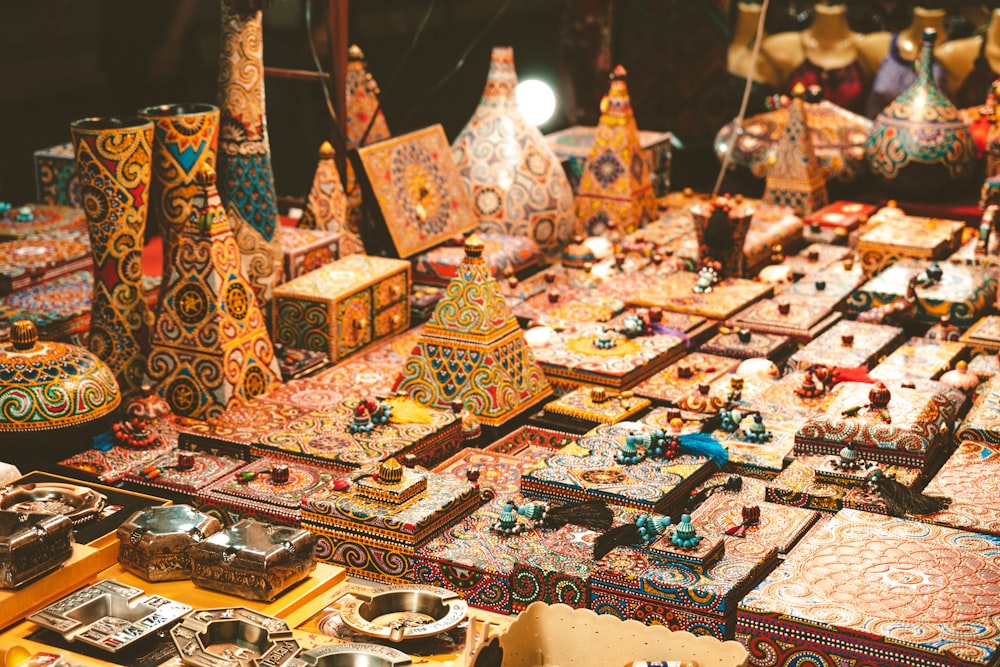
(865, 28), (976, 200)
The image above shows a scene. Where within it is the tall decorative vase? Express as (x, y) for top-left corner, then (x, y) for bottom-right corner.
(70, 117), (154, 398)
(138, 103), (220, 289)
(452, 46), (576, 254)
(865, 27), (976, 200)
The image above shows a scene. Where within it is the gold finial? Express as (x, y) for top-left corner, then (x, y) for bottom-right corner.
(465, 233), (485, 259)
(377, 457), (403, 484)
(10, 319), (38, 351)
(196, 163), (217, 188)
(348, 44), (365, 61)
(318, 141), (335, 160)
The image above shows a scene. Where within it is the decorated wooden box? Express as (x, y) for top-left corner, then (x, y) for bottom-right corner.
(0, 269), (91, 344)
(484, 424), (577, 455)
(299, 459), (481, 583)
(0, 204), (86, 241)
(729, 297), (841, 342)
(33, 142), (81, 206)
(122, 448), (250, 497)
(0, 236), (92, 295)
(690, 494), (821, 556)
(541, 386), (652, 430)
(591, 534), (778, 639)
(856, 211), (965, 279)
(803, 200), (876, 233)
(512, 287), (625, 330)
(634, 352), (740, 405)
(176, 399), (308, 456)
(631, 272), (773, 321)
(794, 380), (960, 466)
(919, 439), (1000, 536)
(413, 496), (597, 614)
(276, 225), (342, 281)
(711, 417), (798, 478)
(848, 258), (997, 327)
(434, 444), (554, 497)
(956, 375), (1000, 445)
(195, 456), (343, 526)
(959, 315), (1000, 356)
(736, 509), (1000, 667)
(520, 421), (715, 514)
(545, 125), (672, 192)
(870, 336), (967, 382)
(698, 327), (793, 361)
(273, 254), (410, 364)
(411, 231), (543, 287)
(785, 320), (904, 373)
(58, 427), (175, 484)
(778, 242), (853, 278)
(250, 396), (463, 472)
(525, 321), (687, 392)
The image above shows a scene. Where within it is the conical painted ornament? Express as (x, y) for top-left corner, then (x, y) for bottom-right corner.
(576, 65), (657, 235)
(298, 141), (361, 254)
(762, 84), (828, 216)
(393, 234), (552, 426)
(452, 47), (576, 253)
(865, 28), (976, 200)
(145, 165), (280, 420)
(346, 44), (391, 149)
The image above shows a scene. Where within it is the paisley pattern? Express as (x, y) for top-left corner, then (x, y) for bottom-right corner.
(921, 439), (1000, 535)
(70, 117), (154, 398)
(144, 168), (280, 420)
(451, 47), (576, 252)
(216, 0), (278, 241)
(139, 104), (219, 286)
(956, 376), (1000, 446)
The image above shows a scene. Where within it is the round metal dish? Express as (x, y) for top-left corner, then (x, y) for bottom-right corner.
(339, 585), (467, 643)
(0, 482), (106, 525)
(289, 644), (412, 667)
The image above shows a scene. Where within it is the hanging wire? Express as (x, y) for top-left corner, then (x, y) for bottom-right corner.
(713, 0), (770, 197)
(399, 0), (516, 131)
(304, 0), (349, 160)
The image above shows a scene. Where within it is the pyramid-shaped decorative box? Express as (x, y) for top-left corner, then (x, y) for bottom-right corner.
(394, 234), (552, 427)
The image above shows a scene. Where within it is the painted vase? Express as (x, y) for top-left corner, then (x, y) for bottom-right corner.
(216, 0), (278, 243)
(70, 116), (154, 398)
(138, 103), (219, 289)
(451, 46), (576, 253)
(865, 28), (976, 200)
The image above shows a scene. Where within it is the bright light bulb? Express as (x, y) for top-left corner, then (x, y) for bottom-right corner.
(516, 79), (557, 127)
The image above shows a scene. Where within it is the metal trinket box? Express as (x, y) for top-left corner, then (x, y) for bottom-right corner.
(116, 504), (223, 582)
(0, 510), (74, 589)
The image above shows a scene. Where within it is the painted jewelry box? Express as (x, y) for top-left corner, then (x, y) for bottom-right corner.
(542, 386), (652, 429)
(300, 460), (480, 583)
(0, 203), (85, 241)
(273, 254), (411, 365)
(729, 297), (841, 342)
(785, 320), (904, 373)
(632, 272), (773, 321)
(277, 225), (342, 281)
(0, 236), (92, 295)
(698, 328), (793, 361)
(803, 200), (877, 233)
(633, 352), (740, 405)
(856, 211), (964, 279)
(736, 509), (1000, 667)
(0, 269), (91, 344)
(690, 494), (820, 556)
(869, 336), (967, 382)
(955, 375), (1000, 445)
(122, 448), (249, 497)
(190, 517), (317, 601)
(959, 315), (1000, 356)
(919, 438), (1000, 537)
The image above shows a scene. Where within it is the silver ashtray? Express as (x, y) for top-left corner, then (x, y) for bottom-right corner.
(171, 607), (300, 667)
(28, 579), (191, 653)
(288, 644), (412, 667)
(0, 482), (106, 525)
(339, 585), (467, 642)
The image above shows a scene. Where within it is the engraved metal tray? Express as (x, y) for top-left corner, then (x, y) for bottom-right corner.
(339, 585), (468, 642)
(171, 606), (299, 667)
(28, 579), (191, 652)
(0, 482), (106, 525)
(289, 644), (412, 667)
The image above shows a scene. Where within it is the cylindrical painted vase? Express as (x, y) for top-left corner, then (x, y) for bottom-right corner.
(138, 103), (220, 289)
(451, 46), (577, 253)
(70, 116), (154, 398)
(864, 27), (976, 200)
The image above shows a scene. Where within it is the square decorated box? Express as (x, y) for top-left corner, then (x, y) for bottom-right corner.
(412, 497), (597, 614)
(959, 315), (1000, 356)
(123, 449), (250, 498)
(300, 461), (480, 583)
(736, 509), (1000, 667)
(919, 439), (1000, 537)
(848, 258), (997, 327)
(512, 288), (625, 330)
(631, 272), (774, 321)
(545, 125), (672, 191)
(412, 231), (543, 287)
(33, 142), (81, 206)
(774, 260), (866, 306)
(273, 254), (411, 365)
(541, 386), (652, 430)
(698, 328), (793, 361)
(803, 200), (876, 233)
(176, 399), (308, 456)
(785, 320), (904, 373)
(690, 494), (821, 556)
(520, 421), (714, 514)
(634, 351), (740, 405)
(856, 210), (964, 278)
(0, 270), (91, 344)
(779, 242), (853, 278)
(956, 375), (1000, 445)
(794, 380), (961, 467)
(870, 336), (967, 382)
(276, 225), (341, 281)
(729, 296), (842, 342)
(434, 443), (558, 498)
(0, 236), (92, 295)
(0, 204), (86, 242)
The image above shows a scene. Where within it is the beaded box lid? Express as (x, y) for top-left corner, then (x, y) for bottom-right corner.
(869, 336), (967, 382)
(633, 272), (773, 321)
(394, 235), (552, 426)
(730, 297), (841, 341)
(691, 494), (820, 554)
(920, 439), (1000, 536)
(786, 320), (904, 373)
(956, 375), (1000, 446)
(0, 204), (86, 241)
(544, 386), (651, 425)
(0, 236), (92, 294)
(0, 269), (91, 341)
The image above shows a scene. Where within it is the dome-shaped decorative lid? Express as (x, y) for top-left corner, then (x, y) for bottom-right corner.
(0, 319), (121, 432)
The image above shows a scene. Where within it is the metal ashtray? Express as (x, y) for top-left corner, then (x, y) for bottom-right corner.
(0, 482), (106, 525)
(339, 585), (467, 642)
(28, 579), (191, 653)
(288, 644), (412, 667)
(171, 607), (300, 667)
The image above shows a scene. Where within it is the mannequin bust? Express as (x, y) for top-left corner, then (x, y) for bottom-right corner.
(863, 7), (949, 117)
(728, 2), (780, 87)
(940, 8), (1000, 107)
(761, 3), (881, 113)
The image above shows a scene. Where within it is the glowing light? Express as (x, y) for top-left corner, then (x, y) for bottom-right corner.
(516, 79), (557, 126)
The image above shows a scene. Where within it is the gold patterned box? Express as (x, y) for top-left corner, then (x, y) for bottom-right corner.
(794, 380), (961, 466)
(856, 209), (964, 278)
(848, 258), (997, 327)
(634, 351), (739, 405)
(273, 254), (410, 364)
(512, 288), (624, 329)
(698, 328), (793, 361)
(526, 321), (687, 391)
(542, 386), (651, 429)
(785, 320), (904, 373)
(0, 237), (92, 295)
(956, 375), (1000, 445)
(729, 296), (841, 342)
(778, 242), (853, 278)
(277, 225), (342, 281)
(176, 399), (308, 456)
(870, 336), (967, 382)
(960, 315), (1000, 356)
(631, 271), (773, 321)
(919, 439), (1000, 536)
(520, 421), (714, 513)
(736, 509), (1000, 667)
(691, 494), (821, 555)
(300, 462), (480, 583)
(764, 458), (848, 513)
